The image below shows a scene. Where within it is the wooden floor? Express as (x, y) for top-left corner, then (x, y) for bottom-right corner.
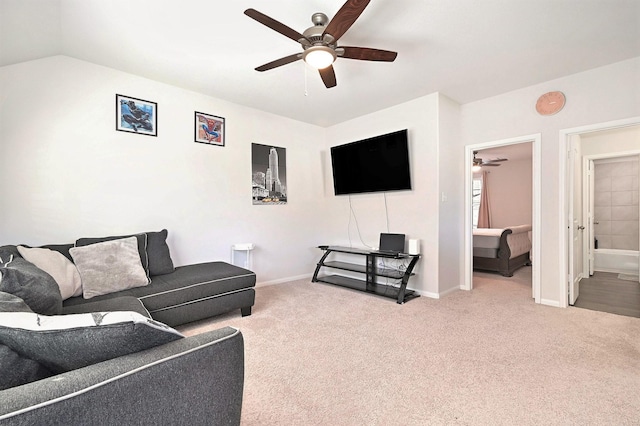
(573, 272), (640, 318)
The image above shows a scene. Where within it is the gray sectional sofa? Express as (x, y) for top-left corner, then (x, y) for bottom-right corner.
(0, 326), (245, 425)
(2, 229), (257, 326)
(0, 229), (255, 424)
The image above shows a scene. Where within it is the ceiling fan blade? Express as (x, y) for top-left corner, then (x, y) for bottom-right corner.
(319, 65), (337, 88)
(255, 54), (302, 72)
(244, 8), (307, 43)
(323, 0), (371, 42)
(339, 46), (397, 62)
(482, 163), (501, 167)
(486, 158), (508, 163)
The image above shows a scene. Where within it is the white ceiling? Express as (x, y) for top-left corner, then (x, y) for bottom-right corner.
(2, 0), (639, 127)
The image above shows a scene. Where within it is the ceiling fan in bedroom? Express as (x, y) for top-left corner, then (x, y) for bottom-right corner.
(472, 151), (508, 171)
(244, 0), (397, 88)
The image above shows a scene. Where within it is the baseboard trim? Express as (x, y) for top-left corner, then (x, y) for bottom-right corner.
(257, 273), (313, 287)
(413, 289), (440, 299)
(541, 298), (560, 307)
(438, 286), (460, 298)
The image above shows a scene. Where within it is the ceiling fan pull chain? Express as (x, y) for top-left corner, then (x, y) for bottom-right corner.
(304, 64), (309, 97)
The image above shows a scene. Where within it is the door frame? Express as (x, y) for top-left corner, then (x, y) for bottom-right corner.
(559, 116), (640, 308)
(463, 134), (541, 304)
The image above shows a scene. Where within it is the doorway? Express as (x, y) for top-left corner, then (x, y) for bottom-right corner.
(561, 117), (640, 309)
(463, 134), (541, 303)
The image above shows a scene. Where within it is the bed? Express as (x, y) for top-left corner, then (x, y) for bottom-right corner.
(473, 224), (532, 277)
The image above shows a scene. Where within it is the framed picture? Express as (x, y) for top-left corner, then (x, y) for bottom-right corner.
(252, 143), (287, 205)
(116, 94), (157, 136)
(195, 112), (225, 146)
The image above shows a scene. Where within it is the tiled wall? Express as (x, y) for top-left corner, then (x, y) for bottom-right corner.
(593, 156), (640, 251)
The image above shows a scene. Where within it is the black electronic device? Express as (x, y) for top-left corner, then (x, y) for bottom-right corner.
(330, 129), (411, 195)
(378, 233), (405, 254)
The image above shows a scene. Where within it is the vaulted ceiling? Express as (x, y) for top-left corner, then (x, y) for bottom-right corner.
(2, 0), (639, 127)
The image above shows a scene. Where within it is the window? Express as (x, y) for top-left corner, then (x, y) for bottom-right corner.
(472, 177), (482, 229)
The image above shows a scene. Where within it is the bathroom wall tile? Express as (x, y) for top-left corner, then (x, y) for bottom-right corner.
(611, 190), (633, 206)
(594, 176), (611, 192)
(610, 220), (639, 236)
(595, 220), (611, 235)
(611, 160), (638, 177)
(594, 191), (611, 206)
(611, 235), (639, 251)
(611, 176), (634, 191)
(611, 205), (639, 221)
(595, 163), (614, 178)
(596, 235), (611, 249)
(594, 206), (611, 221)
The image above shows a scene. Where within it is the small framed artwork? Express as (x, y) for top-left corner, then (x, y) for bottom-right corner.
(251, 143), (287, 205)
(195, 112), (225, 147)
(116, 94), (157, 136)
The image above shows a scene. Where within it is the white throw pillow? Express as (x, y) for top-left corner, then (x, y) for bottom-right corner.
(69, 236), (149, 299)
(17, 246), (83, 300)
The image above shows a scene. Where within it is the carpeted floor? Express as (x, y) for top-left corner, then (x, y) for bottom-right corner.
(177, 267), (640, 425)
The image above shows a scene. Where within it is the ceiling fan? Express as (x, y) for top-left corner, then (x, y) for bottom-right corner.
(244, 0), (397, 89)
(473, 151), (508, 170)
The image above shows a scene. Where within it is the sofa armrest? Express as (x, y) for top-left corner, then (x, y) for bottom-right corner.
(0, 327), (244, 426)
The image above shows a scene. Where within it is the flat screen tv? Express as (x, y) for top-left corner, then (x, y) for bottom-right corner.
(331, 129), (411, 195)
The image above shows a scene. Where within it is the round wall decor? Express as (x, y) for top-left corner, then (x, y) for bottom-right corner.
(535, 91), (566, 115)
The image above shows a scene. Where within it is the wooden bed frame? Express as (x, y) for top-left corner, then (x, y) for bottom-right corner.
(473, 228), (531, 277)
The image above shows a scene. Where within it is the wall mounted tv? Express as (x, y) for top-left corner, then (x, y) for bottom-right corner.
(331, 129), (411, 195)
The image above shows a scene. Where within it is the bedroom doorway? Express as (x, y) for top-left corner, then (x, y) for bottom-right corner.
(464, 135), (541, 303)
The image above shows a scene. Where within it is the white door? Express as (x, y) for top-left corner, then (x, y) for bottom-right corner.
(568, 138), (582, 305)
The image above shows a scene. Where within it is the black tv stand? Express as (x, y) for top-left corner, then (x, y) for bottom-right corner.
(312, 246), (420, 304)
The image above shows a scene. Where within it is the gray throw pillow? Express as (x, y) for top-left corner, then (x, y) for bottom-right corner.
(0, 245), (21, 261)
(0, 311), (183, 376)
(0, 291), (33, 313)
(0, 292), (52, 390)
(146, 229), (175, 275)
(75, 233), (150, 281)
(0, 257), (63, 315)
(17, 246), (83, 300)
(69, 237), (150, 299)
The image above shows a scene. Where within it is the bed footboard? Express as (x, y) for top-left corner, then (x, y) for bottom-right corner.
(473, 226), (531, 277)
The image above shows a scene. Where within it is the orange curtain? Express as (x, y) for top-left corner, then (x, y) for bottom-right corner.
(477, 171), (491, 228)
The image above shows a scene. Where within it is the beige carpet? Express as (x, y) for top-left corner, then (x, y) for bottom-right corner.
(177, 268), (640, 425)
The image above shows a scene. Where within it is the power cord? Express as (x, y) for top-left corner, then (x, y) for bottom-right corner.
(348, 194), (374, 249)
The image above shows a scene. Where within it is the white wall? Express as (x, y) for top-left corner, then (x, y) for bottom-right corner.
(323, 95), (442, 297)
(0, 56), (328, 284)
(437, 94), (463, 295)
(484, 157), (533, 228)
(460, 57), (640, 304)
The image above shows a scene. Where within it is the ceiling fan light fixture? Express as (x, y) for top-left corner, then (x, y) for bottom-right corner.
(303, 46), (336, 69)
(472, 164), (482, 172)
